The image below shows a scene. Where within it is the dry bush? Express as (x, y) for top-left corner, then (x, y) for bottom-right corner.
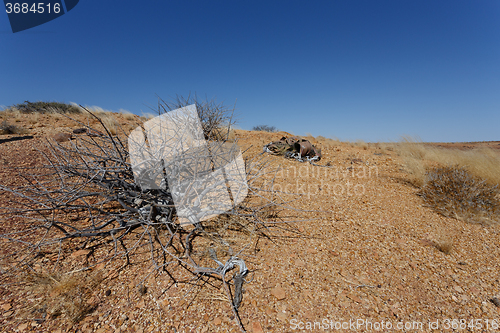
(252, 125), (277, 132)
(159, 94), (237, 142)
(375, 142), (395, 154)
(434, 237), (453, 254)
(27, 112), (40, 124)
(428, 225), (455, 254)
(0, 98), (313, 332)
(354, 139), (369, 150)
(418, 166), (500, 225)
(1, 107), (22, 122)
(0, 120), (29, 135)
(433, 148), (500, 187)
(23, 270), (102, 323)
(396, 136), (500, 187)
(14, 101), (82, 114)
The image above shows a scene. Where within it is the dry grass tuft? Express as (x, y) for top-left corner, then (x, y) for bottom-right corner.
(1, 107), (23, 122)
(354, 139), (369, 150)
(121, 111), (137, 121)
(396, 137), (500, 188)
(312, 136), (340, 148)
(419, 166), (500, 225)
(101, 114), (119, 135)
(140, 112), (155, 122)
(434, 238), (453, 254)
(0, 120), (30, 135)
(24, 270), (102, 323)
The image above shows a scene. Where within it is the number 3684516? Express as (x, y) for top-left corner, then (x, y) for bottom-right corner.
(5, 3), (61, 14)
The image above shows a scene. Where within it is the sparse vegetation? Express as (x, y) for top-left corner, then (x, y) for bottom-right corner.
(396, 137), (500, 225)
(252, 125), (277, 132)
(0, 96), (308, 332)
(12, 101), (82, 114)
(101, 113), (118, 135)
(158, 94), (238, 141)
(396, 137), (500, 187)
(354, 139), (369, 150)
(0, 120), (29, 135)
(418, 166), (500, 225)
(23, 270), (102, 323)
(433, 236), (454, 254)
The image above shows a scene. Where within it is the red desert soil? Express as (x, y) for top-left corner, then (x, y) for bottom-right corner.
(1, 112), (500, 332)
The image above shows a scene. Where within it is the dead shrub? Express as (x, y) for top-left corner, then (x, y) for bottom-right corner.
(418, 166), (500, 225)
(14, 101), (82, 114)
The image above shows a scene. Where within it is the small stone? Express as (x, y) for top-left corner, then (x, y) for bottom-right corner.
(294, 259), (305, 267)
(490, 297), (500, 307)
(328, 250), (340, 256)
(481, 301), (490, 312)
(251, 321), (264, 333)
(135, 300), (145, 309)
(276, 312), (287, 322)
(53, 132), (73, 142)
(454, 286), (463, 293)
(213, 318), (222, 325)
(17, 323), (28, 331)
(71, 249), (90, 258)
(470, 287), (480, 295)
(95, 263), (105, 270)
(1, 303), (11, 311)
(271, 284), (286, 300)
(73, 128), (87, 134)
(348, 295), (362, 303)
(138, 284), (147, 295)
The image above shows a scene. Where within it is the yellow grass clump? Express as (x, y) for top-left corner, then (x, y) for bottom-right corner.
(24, 270), (102, 323)
(396, 137), (500, 225)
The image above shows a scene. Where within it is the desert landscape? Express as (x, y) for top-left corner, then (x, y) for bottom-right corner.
(1, 103), (500, 333)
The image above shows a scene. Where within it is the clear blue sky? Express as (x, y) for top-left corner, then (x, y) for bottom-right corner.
(1, 1), (499, 142)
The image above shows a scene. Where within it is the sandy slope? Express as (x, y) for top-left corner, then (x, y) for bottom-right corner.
(0, 112), (499, 332)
